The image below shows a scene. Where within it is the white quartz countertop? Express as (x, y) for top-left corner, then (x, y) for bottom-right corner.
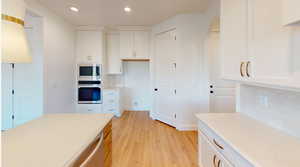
(196, 113), (300, 167)
(2, 113), (114, 167)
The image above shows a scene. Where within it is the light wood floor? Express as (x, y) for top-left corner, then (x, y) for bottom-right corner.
(111, 111), (198, 167)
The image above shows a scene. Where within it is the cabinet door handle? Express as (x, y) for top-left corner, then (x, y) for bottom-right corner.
(246, 61), (251, 77)
(217, 159), (221, 167)
(213, 139), (224, 150)
(213, 155), (217, 167)
(240, 62), (245, 77)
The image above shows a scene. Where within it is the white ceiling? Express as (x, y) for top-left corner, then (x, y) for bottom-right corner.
(38, 0), (209, 26)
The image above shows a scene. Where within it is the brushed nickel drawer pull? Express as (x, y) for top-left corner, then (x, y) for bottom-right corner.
(213, 139), (224, 150)
(246, 61), (251, 77)
(240, 62), (245, 77)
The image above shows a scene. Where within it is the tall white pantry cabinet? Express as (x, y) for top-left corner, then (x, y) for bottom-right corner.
(220, 0), (300, 91)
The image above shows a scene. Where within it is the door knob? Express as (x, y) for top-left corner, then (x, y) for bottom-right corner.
(210, 91), (214, 94)
(154, 88), (158, 91)
(210, 85), (213, 88)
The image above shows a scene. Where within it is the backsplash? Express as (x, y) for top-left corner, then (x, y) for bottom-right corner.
(239, 85), (300, 138)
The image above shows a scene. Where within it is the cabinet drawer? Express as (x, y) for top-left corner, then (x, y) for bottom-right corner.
(198, 121), (253, 167)
(104, 108), (116, 113)
(103, 99), (116, 104)
(104, 92), (116, 98)
(103, 104), (117, 111)
(200, 133), (234, 167)
(103, 93), (117, 103)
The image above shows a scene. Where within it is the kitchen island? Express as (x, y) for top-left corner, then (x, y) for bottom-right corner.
(2, 114), (113, 167)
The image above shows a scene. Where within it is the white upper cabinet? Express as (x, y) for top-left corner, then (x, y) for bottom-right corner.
(76, 31), (104, 64)
(133, 31), (150, 59)
(248, 0), (291, 80)
(120, 31), (134, 59)
(221, 0), (300, 91)
(220, 0), (248, 79)
(106, 33), (122, 74)
(283, 0), (300, 26)
(120, 31), (150, 59)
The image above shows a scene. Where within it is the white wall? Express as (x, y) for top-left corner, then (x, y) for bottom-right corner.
(25, 0), (76, 114)
(1, 12), (44, 129)
(239, 85), (300, 138)
(151, 0), (220, 130)
(122, 62), (151, 111)
(106, 62), (151, 111)
(2, 0), (76, 129)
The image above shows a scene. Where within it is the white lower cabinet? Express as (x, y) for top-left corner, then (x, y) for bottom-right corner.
(102, 89), (122, 117)
(76, 104), (102, 113)
(200, 133), (233, 167)
(199, 122), (253, 167)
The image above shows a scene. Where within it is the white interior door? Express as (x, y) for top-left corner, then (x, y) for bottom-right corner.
(206, 32), (236, 113)
(153, 30), (177, 127)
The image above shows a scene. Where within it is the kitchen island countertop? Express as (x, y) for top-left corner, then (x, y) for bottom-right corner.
(2, 113), (113, 167)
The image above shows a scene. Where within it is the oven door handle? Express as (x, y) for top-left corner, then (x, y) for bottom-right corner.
(78, 85), (101, 88)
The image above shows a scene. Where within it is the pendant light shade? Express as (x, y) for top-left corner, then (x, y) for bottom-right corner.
(1, 0), (32, 63)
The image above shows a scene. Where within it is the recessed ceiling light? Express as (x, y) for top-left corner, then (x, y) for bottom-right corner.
(70, 6), (79, 12)
(124, 6), (131, 13)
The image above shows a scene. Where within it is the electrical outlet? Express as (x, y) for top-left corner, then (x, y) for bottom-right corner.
(259, 96), (269, 108)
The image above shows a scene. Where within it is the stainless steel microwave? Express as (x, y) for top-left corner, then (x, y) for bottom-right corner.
(78, 64), (101, 81)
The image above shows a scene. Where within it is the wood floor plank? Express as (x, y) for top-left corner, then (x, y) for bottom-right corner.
(111, 111), (198, 167)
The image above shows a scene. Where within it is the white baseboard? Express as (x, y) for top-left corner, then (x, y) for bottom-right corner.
(150, 112), (197, 131)
(149, 112), (156, 120)
(176, 123), (197, 131)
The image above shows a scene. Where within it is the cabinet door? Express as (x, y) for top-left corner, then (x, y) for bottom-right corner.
(76, 31), (103, 63)
(220, 0), (248, 79)
(120, 31), (134, 59)
(133, 31), (150, 59)
(107, 33), (122, 74)
(283, 0), (300, 26)
(200, 134), (233, 167)
(248, 0), (290, 80)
